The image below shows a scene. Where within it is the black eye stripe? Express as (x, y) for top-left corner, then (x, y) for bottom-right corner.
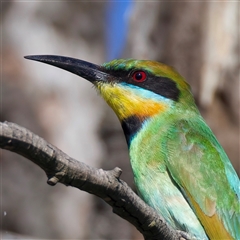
(106, 69), (180, 101)
(142, 75), (180, 101)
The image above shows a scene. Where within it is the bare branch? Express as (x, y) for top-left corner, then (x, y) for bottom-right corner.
(0, 121), (191, 240)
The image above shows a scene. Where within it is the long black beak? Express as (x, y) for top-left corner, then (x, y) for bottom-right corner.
(24, 55), (109, 83)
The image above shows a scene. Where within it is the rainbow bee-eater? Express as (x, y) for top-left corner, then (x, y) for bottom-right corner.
(25, 55), (240, 240)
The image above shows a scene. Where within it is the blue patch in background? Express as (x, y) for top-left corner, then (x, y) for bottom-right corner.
(105, 1), (133, 61)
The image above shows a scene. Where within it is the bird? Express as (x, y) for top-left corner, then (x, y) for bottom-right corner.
(25, 55), (240, 240)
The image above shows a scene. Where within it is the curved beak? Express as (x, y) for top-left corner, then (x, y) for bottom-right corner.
(24, 55), (109, 83)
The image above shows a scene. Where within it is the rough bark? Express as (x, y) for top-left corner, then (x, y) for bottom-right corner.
(0, 121), (191, 240)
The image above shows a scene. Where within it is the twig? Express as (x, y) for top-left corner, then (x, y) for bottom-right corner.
(0, 121), (191, 240)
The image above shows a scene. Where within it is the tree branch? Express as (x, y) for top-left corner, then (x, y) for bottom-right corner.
(0, 121), (191, 240)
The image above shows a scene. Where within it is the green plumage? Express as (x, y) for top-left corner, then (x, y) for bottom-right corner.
(130, 107), (239, 239)
(25, 55), (240, 240)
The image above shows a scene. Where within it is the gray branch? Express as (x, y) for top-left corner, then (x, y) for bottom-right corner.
(0, 121), (191, 240)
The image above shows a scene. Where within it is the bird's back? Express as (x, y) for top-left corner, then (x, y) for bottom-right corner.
(129, 109), (239, 239)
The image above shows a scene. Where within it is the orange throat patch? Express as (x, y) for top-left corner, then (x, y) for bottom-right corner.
(97, 83), (170, 121)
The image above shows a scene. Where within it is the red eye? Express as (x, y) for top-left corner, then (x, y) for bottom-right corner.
(132, 71), (147, 82)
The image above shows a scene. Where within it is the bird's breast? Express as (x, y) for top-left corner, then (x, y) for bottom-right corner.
(127, 116), (209, 239)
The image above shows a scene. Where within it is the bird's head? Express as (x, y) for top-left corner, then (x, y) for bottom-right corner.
(25, 55), (197, 144)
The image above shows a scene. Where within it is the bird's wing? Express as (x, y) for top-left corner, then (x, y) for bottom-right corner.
(165, 118), (240, 240)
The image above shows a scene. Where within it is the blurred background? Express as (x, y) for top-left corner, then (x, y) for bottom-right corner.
(1, 1), (239, 239)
